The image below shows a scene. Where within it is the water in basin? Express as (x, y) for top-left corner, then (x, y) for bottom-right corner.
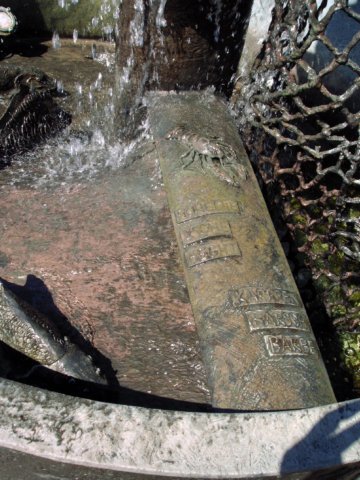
(0, 38), (210, 406)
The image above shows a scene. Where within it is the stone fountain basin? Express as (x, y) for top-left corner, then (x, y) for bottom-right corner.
(0, 83), (358, 479)
(0, 378), (360, 480)
(0, 30), (359, 480)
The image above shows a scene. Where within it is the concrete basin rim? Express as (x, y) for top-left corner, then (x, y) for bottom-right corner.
(1, 378), (360, 478)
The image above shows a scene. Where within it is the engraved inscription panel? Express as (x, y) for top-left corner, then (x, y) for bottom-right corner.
(180, 218), (232, 246)
(185, 238), (242, 267)
(226, 287), (301, 309)
(265, 334), (316, 357)
(175, 199), (242, 223)
(246, 310), (309, 332)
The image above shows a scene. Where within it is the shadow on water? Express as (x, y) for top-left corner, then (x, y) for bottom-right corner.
(281, 402), (360, 479)
(0, 275), (211, 412)
(0, 37), (49, 60)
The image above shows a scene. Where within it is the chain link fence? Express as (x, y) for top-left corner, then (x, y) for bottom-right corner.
(233, 0), (360, 392)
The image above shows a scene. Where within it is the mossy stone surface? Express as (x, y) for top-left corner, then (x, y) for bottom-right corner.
(349, 290), (360, 307)
(311, 239), (330, 256)
(328, 251), (346, 276)
(339, 332), (360, 393)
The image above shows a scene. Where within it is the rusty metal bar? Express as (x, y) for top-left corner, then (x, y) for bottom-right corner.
(148, 91), (335, 410)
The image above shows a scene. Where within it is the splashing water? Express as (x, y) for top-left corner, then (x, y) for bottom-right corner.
(0, 36), (155, 189)
(52, 31), (61, 49)
(1, 0), (162, 189)
(130, 0), (146, 47)
(0, 126), (149, 189)
(156, 0), (167, 30)
(210, 0), (222, 43)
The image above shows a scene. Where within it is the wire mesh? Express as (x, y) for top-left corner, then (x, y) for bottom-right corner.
(234, 0), (360, 341)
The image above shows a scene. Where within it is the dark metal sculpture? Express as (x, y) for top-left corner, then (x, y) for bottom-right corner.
(0, 65), (71, 164)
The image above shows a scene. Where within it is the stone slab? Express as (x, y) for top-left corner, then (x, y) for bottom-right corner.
(147, 91), (335, 410)
(0, 378), (359, 479)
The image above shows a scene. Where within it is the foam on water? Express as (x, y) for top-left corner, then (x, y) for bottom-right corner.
(0, 122), (152, 189)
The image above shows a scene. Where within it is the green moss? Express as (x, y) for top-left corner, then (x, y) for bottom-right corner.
(311, 239), (330, 255)
(328, 251), (346, 275)
(349, 208), (360, 219)
(349, 290), (360, 307)
(293, 229), (307, 247)
(291, 214), (307, 226)
(313, 223), (328, 235)
(336, 236), (347, 248)
(308, 205), (322, 218)
(337, 221), (348, 231)
(331, 304), (347, 318)
(338, 333), (360, 389)
(313, 257), (326, 270)
(290, 198), (302, 210)
(314, 274), (331, 292)
(327, 284), (343, 304)
(349, 308), (360, 322)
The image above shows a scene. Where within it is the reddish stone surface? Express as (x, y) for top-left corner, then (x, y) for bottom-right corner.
(0, 41), (209, 404)
(0, 154), (209, 403)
